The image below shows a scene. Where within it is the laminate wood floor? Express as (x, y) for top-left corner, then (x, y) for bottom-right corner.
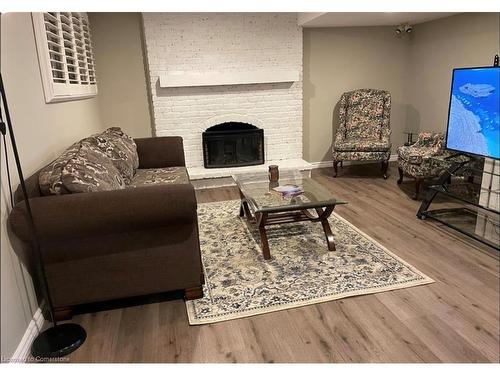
(68, 164), (500, 363)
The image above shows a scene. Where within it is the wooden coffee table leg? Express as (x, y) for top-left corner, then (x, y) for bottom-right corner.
(257, 213), (271, 260)
(321, 218), (336, 252)
(239, 189), (253, 220)
(259, 226), (271, 260)
(314, 206), (336, 252)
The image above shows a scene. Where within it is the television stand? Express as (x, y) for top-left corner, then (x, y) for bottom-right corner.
(417, 154), (499, 250)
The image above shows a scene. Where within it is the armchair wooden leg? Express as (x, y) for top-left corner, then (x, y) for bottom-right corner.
(333, 160), (339, 177)
(397, 167), (404, 184)
(340, 161), (343, 169)
(381, 161), (389, 179)
(413, 179), (422, 200)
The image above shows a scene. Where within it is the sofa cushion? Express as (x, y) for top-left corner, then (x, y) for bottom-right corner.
(83, 127), (139, 184)
(61, 142), (126, 194)
(128, 167), (189, 188)
(39, 141), (83, 195)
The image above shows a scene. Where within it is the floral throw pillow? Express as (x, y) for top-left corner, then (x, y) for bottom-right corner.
(38, 141), (82, 195)
(83, 127), (139, 184)
(61, 142), (126, 194)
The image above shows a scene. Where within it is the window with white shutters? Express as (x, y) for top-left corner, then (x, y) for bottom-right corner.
(32, 12), (97, 103)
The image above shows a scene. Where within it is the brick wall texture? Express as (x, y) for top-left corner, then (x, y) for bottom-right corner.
(142, 13), (303, 167)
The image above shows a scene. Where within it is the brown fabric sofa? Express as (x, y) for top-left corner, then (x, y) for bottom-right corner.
(8, 129), (204, 321)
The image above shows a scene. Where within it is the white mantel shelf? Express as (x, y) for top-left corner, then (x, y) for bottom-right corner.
(159, 70), (300, 88)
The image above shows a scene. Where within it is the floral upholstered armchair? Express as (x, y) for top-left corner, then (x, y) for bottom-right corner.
(332, 89), (392, 179)
(397, 132), (446, 199)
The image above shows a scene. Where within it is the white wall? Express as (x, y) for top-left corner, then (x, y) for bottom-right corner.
(1, 13), (103, 360)
(142, 13), (303, 167)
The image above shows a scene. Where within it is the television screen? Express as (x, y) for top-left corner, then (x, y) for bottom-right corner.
(446, 66), (500, 159)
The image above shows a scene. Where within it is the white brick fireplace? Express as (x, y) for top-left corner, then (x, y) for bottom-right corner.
(142, 13), (311, 180)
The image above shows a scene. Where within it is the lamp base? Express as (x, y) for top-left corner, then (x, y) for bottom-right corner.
(30, 323), (86, 360)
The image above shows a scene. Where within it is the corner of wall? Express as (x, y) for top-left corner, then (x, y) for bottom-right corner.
(139, 12), (156, 137)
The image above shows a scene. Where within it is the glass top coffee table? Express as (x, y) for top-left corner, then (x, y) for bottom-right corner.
(232, 170), (347, 260)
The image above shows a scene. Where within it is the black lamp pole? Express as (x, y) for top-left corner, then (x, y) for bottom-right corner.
(0, 72), (86, 360)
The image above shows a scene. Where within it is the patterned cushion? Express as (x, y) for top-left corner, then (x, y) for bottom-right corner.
(61, 142), (126, 194)
(398, 132), (445, 165)
(333, 150), (391, 162)
(344, 90), (388, 140)
(83, 127), (139, 184)
(39, 127), (138, 195)
(397, 132), (447, 178)
(334, 140), (391, 152)
(39, 142), (82, 195)
(414, 132), (445, 148)
(398, 157), (445, 179)
(398, 146), (436, 165)
(128, 167), (189, 188)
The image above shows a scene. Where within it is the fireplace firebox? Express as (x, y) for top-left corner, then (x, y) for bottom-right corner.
(202, 122), (264, 168)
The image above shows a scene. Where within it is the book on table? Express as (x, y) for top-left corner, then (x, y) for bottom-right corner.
(270, 184), (304, 198)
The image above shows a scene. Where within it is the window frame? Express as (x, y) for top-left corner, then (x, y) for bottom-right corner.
(32, 12), (98, 103)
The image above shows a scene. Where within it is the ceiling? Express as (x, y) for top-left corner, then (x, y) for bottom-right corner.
(298, 12), (459, 27)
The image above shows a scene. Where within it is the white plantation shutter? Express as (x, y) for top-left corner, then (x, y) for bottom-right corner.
(32, 12), (97, 103)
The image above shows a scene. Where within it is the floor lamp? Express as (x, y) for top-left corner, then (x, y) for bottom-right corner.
(0, 72), (86, 359)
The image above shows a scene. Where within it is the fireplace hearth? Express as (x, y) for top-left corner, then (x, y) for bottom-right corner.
(202, 122), (264, 168)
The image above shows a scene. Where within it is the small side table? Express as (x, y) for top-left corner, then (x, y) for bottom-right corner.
(403, 132), (417, 146)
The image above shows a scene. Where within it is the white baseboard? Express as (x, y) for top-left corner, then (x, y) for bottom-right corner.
(10, 308), (45, 363)
(309, 154), (398, 169)
(309, 160), (334, 169)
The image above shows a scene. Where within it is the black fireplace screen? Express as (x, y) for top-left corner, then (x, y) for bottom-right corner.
(202, 122), (264, 168)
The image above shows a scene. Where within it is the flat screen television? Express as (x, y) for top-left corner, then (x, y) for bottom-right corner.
(445, 66), (500, 160)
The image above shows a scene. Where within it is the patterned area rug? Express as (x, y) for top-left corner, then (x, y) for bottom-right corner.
(186, 200), (433, 325)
